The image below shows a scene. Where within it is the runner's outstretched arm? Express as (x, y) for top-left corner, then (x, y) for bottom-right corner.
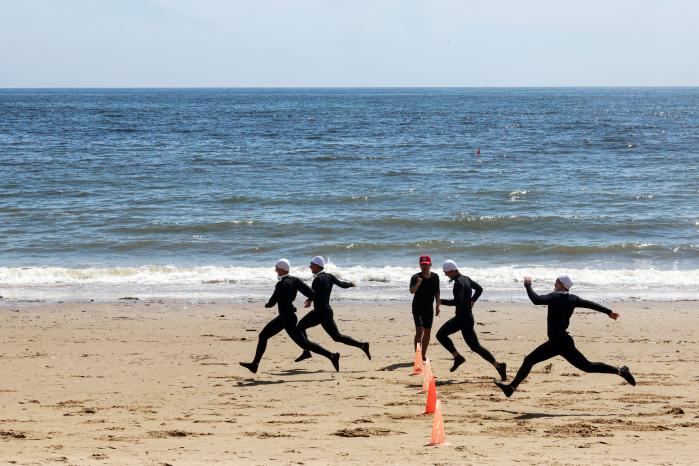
(332, 275), (354, 289)
(575, 297), (619, 320)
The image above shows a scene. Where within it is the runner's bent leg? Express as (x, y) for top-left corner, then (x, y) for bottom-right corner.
(251, 315), (286, 365)
(320, 313), (364, 349)
(284, 314), (333, 359)
(435, 316), (460, 354)
(461, 325), (497, 365)
(297, 310), (322, 341)
(510, 340), (560, 389)
(559, 338), (619, 375)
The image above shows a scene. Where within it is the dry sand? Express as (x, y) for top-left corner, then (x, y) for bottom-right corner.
(1, 298), (698, 465)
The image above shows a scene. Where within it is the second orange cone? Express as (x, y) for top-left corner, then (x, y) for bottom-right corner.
(424, 376), (437, 414)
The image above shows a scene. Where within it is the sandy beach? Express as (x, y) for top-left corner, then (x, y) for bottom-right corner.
(1, 298), (697, 465)
(3, 2), (698, 464)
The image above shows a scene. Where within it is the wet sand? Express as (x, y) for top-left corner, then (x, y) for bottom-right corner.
(1, 299), (698, 465)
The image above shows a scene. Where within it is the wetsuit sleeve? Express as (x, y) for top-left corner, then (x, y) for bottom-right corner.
(331, 274), (353, 289)
(409, 274), (417, 289)
(470, 278), (483, 302)
(573, 296), (612, 315)
(440, 280), (463, 307)
(525, 284), (554, 305)
(296, 278), (316, 300)
(265, 283), (280, 308)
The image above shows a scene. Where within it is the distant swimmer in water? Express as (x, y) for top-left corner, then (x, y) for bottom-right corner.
(239, 259), (340, 374)
(409, 255), (440, 362)
(494, 275), (636, 398)
(295, 256), (370, 362)
(436, 260), (507, 380)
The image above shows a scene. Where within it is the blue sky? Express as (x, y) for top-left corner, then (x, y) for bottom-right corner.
(1, 0), (697, 87)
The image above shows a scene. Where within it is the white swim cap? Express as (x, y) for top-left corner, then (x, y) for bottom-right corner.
(311, 256), (325, 267)
(275, 258), (290, 271)
(442, 260), (458, 272)
(557, 274), (573, 290)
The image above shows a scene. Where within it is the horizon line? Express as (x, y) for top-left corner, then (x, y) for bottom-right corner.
(2, 85), (699, 90)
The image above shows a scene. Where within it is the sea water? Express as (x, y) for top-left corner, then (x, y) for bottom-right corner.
(1, 88), (697, 301)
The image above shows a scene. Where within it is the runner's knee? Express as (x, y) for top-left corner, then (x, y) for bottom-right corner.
(464, 338), (481, 352)
(522, 354), (538, 368)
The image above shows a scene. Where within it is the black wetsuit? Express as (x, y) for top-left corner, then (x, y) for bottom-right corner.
(248, 275), (333, 365)
(410, 272), (440, 329)
(298, 272), (365, 350)
(436, 274), (497, 364)
(508, 284), (618, 389)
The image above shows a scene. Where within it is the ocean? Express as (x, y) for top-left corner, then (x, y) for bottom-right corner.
(1, 88), (697, 301)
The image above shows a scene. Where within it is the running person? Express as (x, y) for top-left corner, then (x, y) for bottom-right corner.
(436, 260), (507, 380)
(409, 255), (440, 361)
(239, 258), (340, 374)
(295, 256), (371, 362)
(494, 275), (636, 397)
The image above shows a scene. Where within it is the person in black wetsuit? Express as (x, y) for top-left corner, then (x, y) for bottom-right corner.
(436, 260), (507, 380)
(409, 255), (440, 361)
(295, 256), (371, 362)
(494, 275), (636, 397)
(239, 258), (340, 374)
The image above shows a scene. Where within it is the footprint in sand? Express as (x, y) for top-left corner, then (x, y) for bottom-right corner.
(243, 431), (291, 438)
(148, 430), (212, 438)
(332, 427), (403, 437)
(351, 417), (374, 424)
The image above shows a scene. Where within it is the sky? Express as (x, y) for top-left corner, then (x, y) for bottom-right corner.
(1, 0), (697, 87)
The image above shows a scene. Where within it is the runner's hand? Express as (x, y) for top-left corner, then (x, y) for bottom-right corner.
(609, 312), (619, 320)
(415, 277), (423, 286)
(523, 276), (533, 286)
(304, 298), (312, 308)
(435, 305), (440, 316)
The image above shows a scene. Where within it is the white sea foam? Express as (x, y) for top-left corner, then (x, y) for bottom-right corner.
(1, 264), (698, 302)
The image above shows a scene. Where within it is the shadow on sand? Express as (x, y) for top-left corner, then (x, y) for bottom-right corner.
(236, 379), (286, 387)
(378, 362), (413, 372)
(270, 368), (327, 376)
(491, 409), (623, 420)
(406, 378), (475, 389)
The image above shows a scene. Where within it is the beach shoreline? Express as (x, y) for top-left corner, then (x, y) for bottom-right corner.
(1, 299), (697, 464)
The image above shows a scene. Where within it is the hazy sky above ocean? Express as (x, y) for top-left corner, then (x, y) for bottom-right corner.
(1, 0), (698, 87)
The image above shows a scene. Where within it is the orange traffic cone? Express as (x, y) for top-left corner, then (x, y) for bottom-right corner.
(411, 343), (423, 375)
(427, 400), (447, 446)
(421, 358), (432, 392)
(424, 376), (437, 414)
